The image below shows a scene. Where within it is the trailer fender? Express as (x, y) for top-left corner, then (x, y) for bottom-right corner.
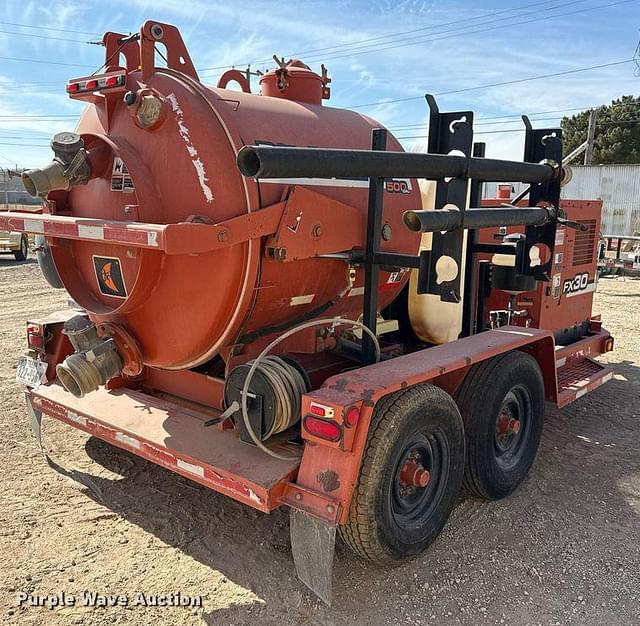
(292, 327), (556, 525)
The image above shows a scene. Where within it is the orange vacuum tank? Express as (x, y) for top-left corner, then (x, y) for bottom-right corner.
(29, 25), (421, 371)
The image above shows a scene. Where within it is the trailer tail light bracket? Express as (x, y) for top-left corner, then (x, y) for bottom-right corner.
(26, 323), (45, 352)
(66, 71), (127, 99)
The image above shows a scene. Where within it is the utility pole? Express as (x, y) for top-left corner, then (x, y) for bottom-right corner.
(1, 168), (8, 208)
(584, 108), (597, 165)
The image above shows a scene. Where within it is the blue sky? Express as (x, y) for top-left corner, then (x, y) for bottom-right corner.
(0, 0), (638, 169)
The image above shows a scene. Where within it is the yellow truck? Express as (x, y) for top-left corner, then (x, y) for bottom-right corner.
(0, 229), (29, 261)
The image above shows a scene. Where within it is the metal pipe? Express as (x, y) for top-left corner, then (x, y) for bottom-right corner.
(237, 145), (558, 184)
(403, 206), (550, 233)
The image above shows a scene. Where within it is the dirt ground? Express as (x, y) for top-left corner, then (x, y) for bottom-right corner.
(0, 258), (638, 626)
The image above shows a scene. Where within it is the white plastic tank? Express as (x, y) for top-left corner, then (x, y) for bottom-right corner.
(408, 179), (468, 344)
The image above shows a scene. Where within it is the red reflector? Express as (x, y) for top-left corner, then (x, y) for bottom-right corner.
(309, 404), (326, 417)
(66, 82), (80, 93)
(345, 406), (360, 427)
(85, 79), (98, 90)
(105, 76), (120, 87)
(304, 416), (341, 441)
(27, 323), (40, 334)
(28, 333), (44, 348)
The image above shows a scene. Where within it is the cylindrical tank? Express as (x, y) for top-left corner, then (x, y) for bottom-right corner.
(408, 179), (467, 344)
(43, 61), (421, 370)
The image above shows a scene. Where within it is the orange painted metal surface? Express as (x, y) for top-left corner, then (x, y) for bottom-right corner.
(29, 382), (299, 512)
(5, 19), (420, 372)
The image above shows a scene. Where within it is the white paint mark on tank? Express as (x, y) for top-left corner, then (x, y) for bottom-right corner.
(166, 93), (214, 203)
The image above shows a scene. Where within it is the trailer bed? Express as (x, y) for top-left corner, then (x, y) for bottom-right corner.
(29, 382), (300, 512)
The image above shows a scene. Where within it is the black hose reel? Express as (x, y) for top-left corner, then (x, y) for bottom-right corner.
(224, 356), (310, 443)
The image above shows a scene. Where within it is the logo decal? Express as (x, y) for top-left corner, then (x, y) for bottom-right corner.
(93, 256), (127, 298)
(384, 178), (412, 194)
(563, 272), (595, 297)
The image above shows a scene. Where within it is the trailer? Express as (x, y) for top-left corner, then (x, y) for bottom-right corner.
(3, 21), (614, 604)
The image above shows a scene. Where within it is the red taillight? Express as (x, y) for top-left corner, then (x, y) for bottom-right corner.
(345, 406), (360, 428)
(105, 75), (120, 87)
(28, 333), (44, 348)
(66, 82), (80, 93)
(27, 324), (44, 350)
(85, 79), (98, 90)
(304, 416), (342, 441)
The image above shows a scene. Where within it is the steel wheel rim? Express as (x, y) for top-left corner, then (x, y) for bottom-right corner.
(494, 385), (532, 470)
(390, 430), (449, 529)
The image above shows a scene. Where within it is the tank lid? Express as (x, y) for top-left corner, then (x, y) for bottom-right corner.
(259, 57), (330, 105)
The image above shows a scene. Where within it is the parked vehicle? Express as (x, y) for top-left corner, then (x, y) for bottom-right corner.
(0, 229), (28, 261)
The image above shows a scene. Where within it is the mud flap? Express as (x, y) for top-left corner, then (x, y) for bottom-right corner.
(290, 508), (336, 605)
(25, 393), (43, 449)
(24, 394), (104, 500)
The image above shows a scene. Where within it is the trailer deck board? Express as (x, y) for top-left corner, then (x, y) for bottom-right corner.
(29, 382), (301, 512)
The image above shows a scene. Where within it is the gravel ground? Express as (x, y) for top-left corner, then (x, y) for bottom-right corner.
(0, 257), (638, 625)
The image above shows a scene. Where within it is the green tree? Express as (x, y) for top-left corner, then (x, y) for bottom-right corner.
(561, 95), (640, 164)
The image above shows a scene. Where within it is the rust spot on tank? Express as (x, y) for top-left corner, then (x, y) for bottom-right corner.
(400, 381), (408, 389)
(465, 356), (472, 366)
(317, 470), (340, 493)
(362, 388), (375, 407)
(438, 366), (446, 375)
(330, 379), (348, 391)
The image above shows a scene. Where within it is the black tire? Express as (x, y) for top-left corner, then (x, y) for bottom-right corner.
(339, 384), (465, 565)
(455, 351), (544, 500)
(13, 235), (28, 261)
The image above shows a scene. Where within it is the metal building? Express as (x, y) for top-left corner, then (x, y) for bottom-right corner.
(485, 165), (640, 236)
(563, 165), (640, 235)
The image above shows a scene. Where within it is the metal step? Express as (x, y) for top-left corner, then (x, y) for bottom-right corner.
(556, 357), (613, 408)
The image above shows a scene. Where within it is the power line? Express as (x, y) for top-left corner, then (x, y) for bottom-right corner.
(348, 59), (634, 109)
(389, 101), (640, 130)
(287, 0), (581, 59)
(395, 116), (640, 140)
(0, 28), (89, 43)
(198, 0), (586, 72)
(304, 0), (637, 65)
(0, 20), (102, 36)
(301, 0), (590, 64)
(0, 54), (94, 68)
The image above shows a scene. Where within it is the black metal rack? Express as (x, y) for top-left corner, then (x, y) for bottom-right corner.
(236, 95), (563, 365)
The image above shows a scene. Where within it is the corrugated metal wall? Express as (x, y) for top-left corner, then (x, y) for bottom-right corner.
(484, 165), (640, 235)
(562, 165), (640, 235)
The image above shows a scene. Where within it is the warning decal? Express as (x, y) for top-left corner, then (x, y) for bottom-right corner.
(111, 157), (135, 193)
(93, 256), (127, 298)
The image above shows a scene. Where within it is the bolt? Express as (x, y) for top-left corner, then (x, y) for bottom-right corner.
(326, 504), (335, 514)
(312, 223), (323, 238)
(295, 492), (302, 501)
(123, 91), (137, 106)
(217, 230), (228, 242)
(150, 24), (164, 40)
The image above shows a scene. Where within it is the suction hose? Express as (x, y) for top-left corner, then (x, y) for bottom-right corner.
(56, 316), (123, 398)
(240, 317), (381, 461)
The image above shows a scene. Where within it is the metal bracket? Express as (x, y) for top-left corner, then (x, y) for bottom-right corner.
(521, 116), (562, 281)
(423, 94), (474, 302)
